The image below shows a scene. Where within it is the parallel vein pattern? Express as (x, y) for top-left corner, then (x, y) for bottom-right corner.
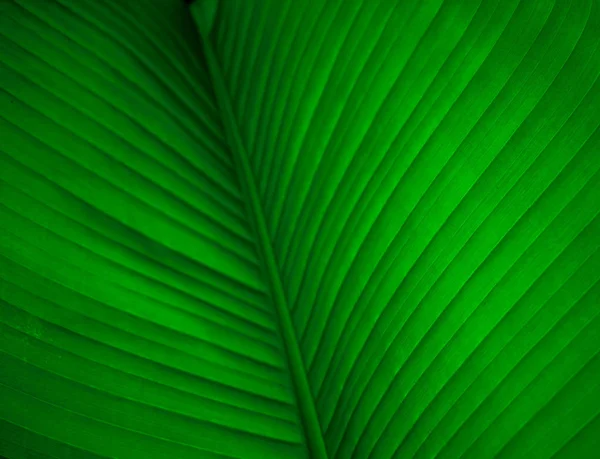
(208, 0), (600, 457)
(0, 0), (308, 457)
(2, 0), (600, 457)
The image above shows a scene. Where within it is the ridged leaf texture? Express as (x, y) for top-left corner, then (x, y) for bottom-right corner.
(1, 0), (599, 458)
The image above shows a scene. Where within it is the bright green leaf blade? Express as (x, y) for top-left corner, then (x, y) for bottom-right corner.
(205, 0), (600, 457)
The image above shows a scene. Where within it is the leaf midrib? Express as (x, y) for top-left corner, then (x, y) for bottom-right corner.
(191, 7), (329, 458)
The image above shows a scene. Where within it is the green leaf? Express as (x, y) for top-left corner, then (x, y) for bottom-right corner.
(1, 0), (599, 458)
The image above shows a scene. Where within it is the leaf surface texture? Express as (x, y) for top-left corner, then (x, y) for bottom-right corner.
(1, 0), (599, 458)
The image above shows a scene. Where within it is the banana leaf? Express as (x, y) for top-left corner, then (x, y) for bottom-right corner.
(1, 0), (599, 457)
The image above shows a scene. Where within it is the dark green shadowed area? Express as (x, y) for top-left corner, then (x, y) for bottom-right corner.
(1, 0), (600, 458)
(0, 0), (306, 457)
